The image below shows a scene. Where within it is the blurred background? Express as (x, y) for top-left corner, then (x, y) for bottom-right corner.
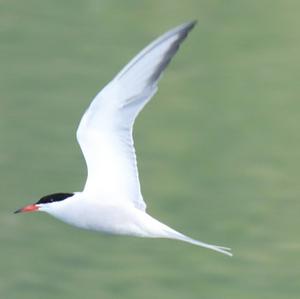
(1, 0), (300, 298)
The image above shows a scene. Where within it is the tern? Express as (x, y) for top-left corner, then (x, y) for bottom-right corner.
(15, 21), (232, 256)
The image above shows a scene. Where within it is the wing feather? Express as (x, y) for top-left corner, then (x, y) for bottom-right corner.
(77, 21), (197, 211)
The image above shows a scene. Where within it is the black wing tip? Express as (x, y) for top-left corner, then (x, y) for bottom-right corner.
(149, 20), (197, 83)
(174, 20), (197, 43)
(180, 20), (198, 32)
(187, 19), (198, 28)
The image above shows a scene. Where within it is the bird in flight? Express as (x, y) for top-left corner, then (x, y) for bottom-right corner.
(15, 21), (232, 256)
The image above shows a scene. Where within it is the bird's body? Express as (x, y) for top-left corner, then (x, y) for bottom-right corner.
(41, 194), (172, 238)
(15, 21), (232, 256)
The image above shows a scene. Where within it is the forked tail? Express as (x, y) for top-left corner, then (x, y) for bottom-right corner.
(177, 233), (232, 256)
(143, 213), (232, 256)
(164, 228), (232, 256)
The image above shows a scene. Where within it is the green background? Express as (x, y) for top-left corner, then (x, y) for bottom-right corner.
(1, 0), (299, 298)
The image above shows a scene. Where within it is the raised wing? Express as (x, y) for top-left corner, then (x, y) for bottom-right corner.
(77, 21), (196, 211)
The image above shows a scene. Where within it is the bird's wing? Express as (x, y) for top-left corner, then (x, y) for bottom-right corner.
(76, 21), (196, 211)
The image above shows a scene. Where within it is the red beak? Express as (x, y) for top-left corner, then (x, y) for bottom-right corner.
(14, 204), (39, 214)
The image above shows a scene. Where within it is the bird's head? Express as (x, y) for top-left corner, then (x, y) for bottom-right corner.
(14, 193), (74, 214)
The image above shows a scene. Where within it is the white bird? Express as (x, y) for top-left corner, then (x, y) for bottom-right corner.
(15, 21), (232, 256)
